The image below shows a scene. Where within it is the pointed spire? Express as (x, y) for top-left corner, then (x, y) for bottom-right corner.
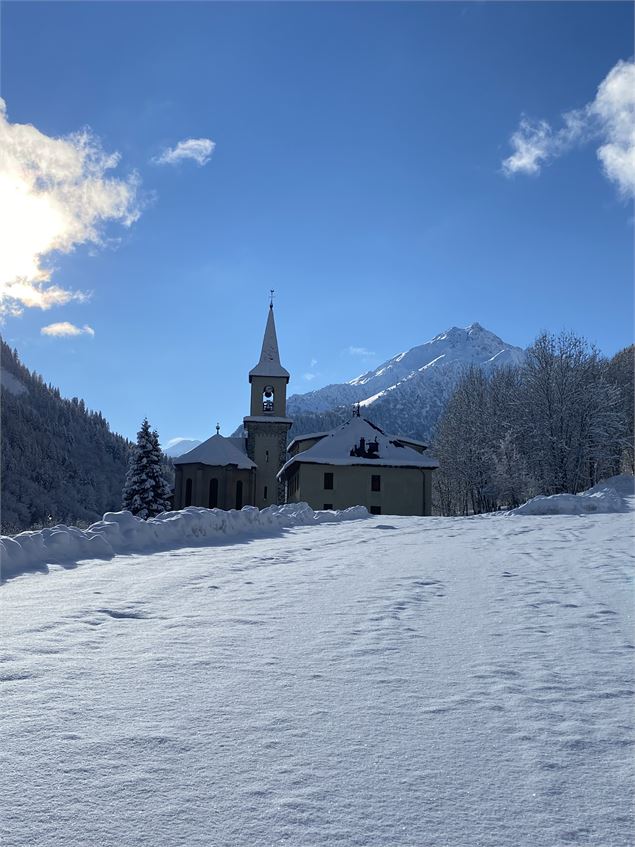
(249, 302), (290, 380)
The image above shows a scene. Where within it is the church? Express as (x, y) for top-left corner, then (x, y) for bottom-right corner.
(173, 302), (291, 511)
(173, 302), (438, 515)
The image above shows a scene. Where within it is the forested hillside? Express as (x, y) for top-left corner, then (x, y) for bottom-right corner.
(1, 340), (133, 533)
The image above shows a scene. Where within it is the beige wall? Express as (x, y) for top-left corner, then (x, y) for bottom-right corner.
(285, 462), (434, 516)
(249, 375), (288, 417)
(174, 464), (256, 510)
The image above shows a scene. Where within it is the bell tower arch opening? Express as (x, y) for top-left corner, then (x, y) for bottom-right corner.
(262, 385), (275, 413)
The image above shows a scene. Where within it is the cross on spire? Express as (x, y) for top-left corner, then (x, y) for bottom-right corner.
(269, 289), (275, 308)
(216, 422), (220, 435)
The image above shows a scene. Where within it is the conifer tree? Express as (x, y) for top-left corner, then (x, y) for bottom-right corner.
(122, 418), (172, 519)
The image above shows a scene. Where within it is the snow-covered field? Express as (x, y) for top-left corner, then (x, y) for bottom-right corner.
(2, 495), (634, 846)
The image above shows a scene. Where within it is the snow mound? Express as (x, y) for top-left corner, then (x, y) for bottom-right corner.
(587, 473), (635, 498)
(508, 475), (633, 516)
(0, 503), (368, 582)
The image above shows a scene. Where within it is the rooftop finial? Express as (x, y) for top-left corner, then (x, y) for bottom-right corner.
(216, 422), (220, 435)
(269, 288), (275, 308)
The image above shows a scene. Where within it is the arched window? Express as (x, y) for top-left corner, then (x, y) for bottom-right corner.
(235, 480), (243, 510)
(185, 478), (193, 507)
(209, 478), (219, 508)
(262, 385), (274, 413)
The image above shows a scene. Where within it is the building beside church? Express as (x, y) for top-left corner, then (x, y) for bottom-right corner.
(173, 302), (438, 515)
(278, 414), (439, 516)
(173, 303), (291, 510)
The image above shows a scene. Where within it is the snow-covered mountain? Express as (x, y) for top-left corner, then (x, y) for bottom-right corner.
(287, 323), (525, 441)
(164, 438), (203, 458)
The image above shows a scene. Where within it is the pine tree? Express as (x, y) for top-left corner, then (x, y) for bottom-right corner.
(122, 418), (172, 519)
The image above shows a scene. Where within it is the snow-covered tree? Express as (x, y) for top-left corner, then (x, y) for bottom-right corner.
(122, 418), (172, 519)
(518, 332), (623, 494)
(433, 331), (630, 515)
(607, 345), (635, 473)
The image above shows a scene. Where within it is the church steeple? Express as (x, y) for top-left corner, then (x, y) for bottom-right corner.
(244, 299), (293, 507)
(249, 303), (290, 382)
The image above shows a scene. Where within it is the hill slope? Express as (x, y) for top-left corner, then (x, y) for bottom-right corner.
(0, 340), (133, 533)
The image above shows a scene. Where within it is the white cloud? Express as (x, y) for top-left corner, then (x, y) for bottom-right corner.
(502, 59), (635, 197)
(593, 60), (635, 196)
(153, 138), (215, 167)
(502, 118), (554, 176)
(347, 346), (376, 357)
(310, 358), (318, 368)
(41, 322), (95, 338)
(303, 372), (317, 382)
(0, 99), (141, 317)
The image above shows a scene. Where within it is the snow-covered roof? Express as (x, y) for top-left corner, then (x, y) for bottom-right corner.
(174, 433), (256, 469)
(279, 416), (439, 478)
(288, 431), (331, 451)
(249, 306), (290, 380)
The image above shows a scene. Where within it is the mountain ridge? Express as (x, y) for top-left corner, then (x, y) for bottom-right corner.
(286, 323), (525, 442)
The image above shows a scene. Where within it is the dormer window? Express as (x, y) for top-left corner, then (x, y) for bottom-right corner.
(262, 385), (275, 413)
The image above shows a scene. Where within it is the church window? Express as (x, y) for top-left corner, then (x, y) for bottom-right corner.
(262, 385), (275, 413)
(185, 478), (193, 507)
(324, 472), (333, 490)
(323, 504), (333, 511)
(371, 474), (381, 492)
(265, 450), (269, 463)
(209, 478), (219, 508)
(235, 480), (243, 510)
(264, 485), (268, 500)
(370, 506), (382, 515)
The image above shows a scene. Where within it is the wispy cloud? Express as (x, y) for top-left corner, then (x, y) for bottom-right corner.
(502, 59), (635, 197)
(152, 138), (215, 167)
(0, 99), (141, 318)
(41, 322), (95, 338)
(310, 358), (318, 368)
(347, 346), (376, 357)
(303, 372), (317, 382)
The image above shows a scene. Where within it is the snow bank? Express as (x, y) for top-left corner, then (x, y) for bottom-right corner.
(508, 474), (633, 516)
(0, 503), (368, 582)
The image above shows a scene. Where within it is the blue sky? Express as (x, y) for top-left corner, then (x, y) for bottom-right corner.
(1, 1), (633, 443)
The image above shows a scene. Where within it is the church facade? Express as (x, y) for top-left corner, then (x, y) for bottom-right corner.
(173, 304), (291, 511)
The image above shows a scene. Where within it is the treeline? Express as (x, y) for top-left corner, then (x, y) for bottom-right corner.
(433, 332), (634, 515)
(0, 340), (176, 534)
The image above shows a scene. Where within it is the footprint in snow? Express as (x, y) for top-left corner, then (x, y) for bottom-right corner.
(96, 608), (147, 620)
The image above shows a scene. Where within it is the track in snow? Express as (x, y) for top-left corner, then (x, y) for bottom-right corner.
(1, 509), (633, 846)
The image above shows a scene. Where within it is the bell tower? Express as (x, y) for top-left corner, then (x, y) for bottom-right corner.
(244, 299), (292, 507)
